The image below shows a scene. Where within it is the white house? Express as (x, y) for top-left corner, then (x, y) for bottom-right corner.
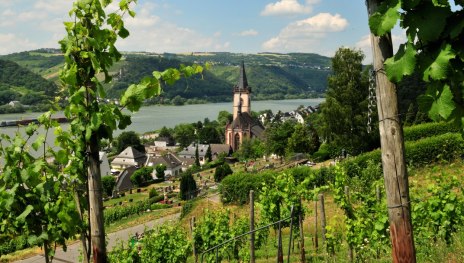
(145, 153), (182, 178)
(111, 146), (147, 170)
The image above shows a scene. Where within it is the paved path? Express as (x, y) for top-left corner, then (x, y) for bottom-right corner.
(16, 213), (180, 263)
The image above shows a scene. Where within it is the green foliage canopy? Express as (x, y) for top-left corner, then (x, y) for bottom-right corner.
(369, 0), (464, 130)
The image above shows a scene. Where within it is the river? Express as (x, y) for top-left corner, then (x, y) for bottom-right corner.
(0, 98), (324, 138)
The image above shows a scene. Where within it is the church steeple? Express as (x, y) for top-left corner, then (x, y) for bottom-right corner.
(238, 61), (249, 91)
(232, 61), (251, 119)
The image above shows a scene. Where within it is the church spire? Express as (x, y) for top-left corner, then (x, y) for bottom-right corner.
(238, 61), (248, 91)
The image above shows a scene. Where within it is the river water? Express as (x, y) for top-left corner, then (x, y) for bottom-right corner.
(0, 98), (324, 138)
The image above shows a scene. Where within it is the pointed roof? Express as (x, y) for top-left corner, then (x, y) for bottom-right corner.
(117, 146), (145, 159)
(237, 61), (249, 91)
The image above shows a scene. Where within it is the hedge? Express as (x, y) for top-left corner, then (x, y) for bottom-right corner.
(0, 235), (28, 256)
(403, 122), (459, 142)
(219, 171), (275, 205)
(104, 196), (168, 225)
(342, 132), (464, 178)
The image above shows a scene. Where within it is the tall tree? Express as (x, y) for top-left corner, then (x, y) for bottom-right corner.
(264, 120), (296, 161)
(174, 123), (196, 148)
(115, 131), (145, 153)
(316, 47), (377, 155)
(179, 171), (198, 200)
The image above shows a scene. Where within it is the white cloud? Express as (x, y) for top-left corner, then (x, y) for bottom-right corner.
(34, 0), (73, 15)
(117, 4), (229, 53)
(0, 33), (39, 55)
(261, 0), (319, 16)
(262, 13), (348, 51)
(239, 29), (258, 36)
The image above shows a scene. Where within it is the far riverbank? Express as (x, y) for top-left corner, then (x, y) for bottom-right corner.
(1, 98), (324, 136)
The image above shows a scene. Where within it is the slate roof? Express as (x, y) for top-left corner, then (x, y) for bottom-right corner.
(111, 146), (146, 166)
(210, 144), (232, 156)
(146, 153), (182, 169)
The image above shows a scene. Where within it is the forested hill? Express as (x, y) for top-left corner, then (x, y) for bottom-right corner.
(0, 59), (56, 109)
(1, 50), (332, 105)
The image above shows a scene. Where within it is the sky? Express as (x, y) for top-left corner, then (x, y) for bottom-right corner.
(0, 0), (407, 63)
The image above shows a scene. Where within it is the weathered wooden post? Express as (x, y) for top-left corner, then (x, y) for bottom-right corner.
(319, 194), (327, 245)
(190, 217), (197, 263)
(345, 186), (353, 261)
(298, 198), (306, 263)
(314, 192), (318, 250)
(366, 1), (416, 262)
(250, 190), (255, 263)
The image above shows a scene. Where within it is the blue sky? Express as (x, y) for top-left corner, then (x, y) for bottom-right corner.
(0, 0), (406, 62)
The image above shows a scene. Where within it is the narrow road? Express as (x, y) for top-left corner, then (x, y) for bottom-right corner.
(16, 213), (180, 263)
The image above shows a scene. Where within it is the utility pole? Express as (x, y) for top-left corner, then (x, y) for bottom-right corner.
(366, 1), (416, 262)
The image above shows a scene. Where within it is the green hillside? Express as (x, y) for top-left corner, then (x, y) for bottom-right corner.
(0, 59), (57, 113)
(1, 50), (332, 105)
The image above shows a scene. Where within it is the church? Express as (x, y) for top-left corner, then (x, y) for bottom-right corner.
(225, 62), (265, 151)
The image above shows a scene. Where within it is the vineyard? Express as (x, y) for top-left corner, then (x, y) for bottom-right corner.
(108, 145), (464, 262)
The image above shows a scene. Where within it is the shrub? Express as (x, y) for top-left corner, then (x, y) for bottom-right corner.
(104, 196), (168, 225)
(180, 200), (195, 219)
(0, 235), (28, 256)
(342, 133), (464, 178)
(405, 132), (464, 166)
(179, 171), (197, 201)
(130, 167), (154, 187)
(312, 143), (332, 162)
(219, 171), (274, 204)
(214, 163), (233, 182)
(102, 175), (116, 197)
(148, 188), (158, 198)
(403, 122), (459, 142)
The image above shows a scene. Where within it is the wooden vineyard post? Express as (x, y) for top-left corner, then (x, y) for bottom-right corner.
(319, 194), (327, 245)
(314, 193), (318, 250)
(366, 1), (416, 262)
(190, 217), (197, 263)
(345, 186), (353, 261)
(250, 190), (255, 263)
(299, 198), (306, 263)
(87, 134), (107, 263)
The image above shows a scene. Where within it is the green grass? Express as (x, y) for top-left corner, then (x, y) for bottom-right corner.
(104, 191), (148, 207)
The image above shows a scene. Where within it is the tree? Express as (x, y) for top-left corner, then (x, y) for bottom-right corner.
(235, 138), (264, 161)
(154, 164), (167, 180)
(130, 167), (154, 187)
(205, 145), (212, 163)
(179, 171), (198, 200)
(102, 176), (116, 197)
(214, 163), (233, 182)
(198, 125), (221, 144)
(217, 110), (233, 127)
(174, 123), (196, 148)
(315, 47), (377, 155)
(264, 120), (296, 161)
(115, 131), (145, 154)
(287, 124), (317, 155)
(158, 126), (174, 140)
(195, 144), (201, 167)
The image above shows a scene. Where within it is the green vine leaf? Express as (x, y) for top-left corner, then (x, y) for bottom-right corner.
(16, 205), (33, 222)
(422, 44), (455, 81)
(403, 2), (450, 43)
(385, 42), (417, 82)
(369, 0), (400, 36)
